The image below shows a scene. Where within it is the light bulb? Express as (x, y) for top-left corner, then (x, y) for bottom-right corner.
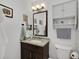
(36, 5), (41, 9)
(32, 6), (37, 11)
(41, 3), (45, 8)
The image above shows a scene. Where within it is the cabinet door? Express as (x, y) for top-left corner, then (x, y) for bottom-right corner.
(53, 4), (63, 18)
(31, 52), (42, 59)
(26, 49), (31, 59)
(64, 0), (76, 17)
(21, 48), (25, 59)
(21, 48), (31, 59)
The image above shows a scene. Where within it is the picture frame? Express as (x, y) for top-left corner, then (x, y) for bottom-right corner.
(0, 4), (13, 18)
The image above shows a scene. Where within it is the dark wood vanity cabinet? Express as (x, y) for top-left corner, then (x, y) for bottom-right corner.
(21, 42), (49, 59)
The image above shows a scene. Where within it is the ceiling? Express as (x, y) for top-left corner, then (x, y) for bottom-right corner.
(32, 0), (38, 2)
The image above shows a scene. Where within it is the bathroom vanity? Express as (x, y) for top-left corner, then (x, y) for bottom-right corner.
(21, 37), (49, 59)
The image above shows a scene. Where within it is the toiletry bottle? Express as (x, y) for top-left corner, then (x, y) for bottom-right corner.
(20, 24), (26, 41)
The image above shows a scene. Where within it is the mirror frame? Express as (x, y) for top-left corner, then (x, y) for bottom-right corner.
(33, 11), (48, 37)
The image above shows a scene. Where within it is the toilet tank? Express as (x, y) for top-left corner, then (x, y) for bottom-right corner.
(55, 44), (72, 59)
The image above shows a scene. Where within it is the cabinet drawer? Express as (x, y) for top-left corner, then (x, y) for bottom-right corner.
(31, 45), (43, 54)
(21, 43), (31, 50)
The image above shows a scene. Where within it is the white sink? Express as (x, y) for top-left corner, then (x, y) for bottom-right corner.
(29, 40), (42, 43)
(21, 37), (49, 47)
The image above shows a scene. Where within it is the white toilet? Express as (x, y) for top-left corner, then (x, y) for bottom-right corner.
(55, 44), (72, 59)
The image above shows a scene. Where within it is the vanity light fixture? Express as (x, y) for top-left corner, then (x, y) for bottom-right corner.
(32, 3), (45, 11)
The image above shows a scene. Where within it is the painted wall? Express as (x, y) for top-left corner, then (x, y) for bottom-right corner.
(0, 0), (28, 59)
(25, 0), (33, 25)
(77, 0), (79, 53)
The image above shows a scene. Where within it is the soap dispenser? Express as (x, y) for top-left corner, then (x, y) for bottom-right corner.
(20, 24), (26, 41)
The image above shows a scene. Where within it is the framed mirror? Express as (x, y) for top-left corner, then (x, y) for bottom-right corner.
(33, 11), (48, 37)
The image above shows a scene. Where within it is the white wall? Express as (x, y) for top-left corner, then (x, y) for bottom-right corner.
(77, 0), (79, 50)
(77, 0), (79, 53)
(25, 0), (33, 25)
(0, 0), (28, 59)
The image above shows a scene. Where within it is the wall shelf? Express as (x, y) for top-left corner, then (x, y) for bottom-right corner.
(52, 0), (78, 29)
(53, 16), (75, 20)
(53, 16), (76, 26)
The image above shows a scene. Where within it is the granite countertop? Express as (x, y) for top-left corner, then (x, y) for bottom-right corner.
(21, 37), (49, 47)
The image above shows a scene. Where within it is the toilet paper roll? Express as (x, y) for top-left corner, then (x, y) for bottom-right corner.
(71, 52), (78, 59)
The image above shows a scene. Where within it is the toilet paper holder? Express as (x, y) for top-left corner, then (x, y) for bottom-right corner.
(70, 50), (79, 59)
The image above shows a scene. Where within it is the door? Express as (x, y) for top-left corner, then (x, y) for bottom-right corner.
(64, 0), (76, 17)
(0, 8), (8, 59)
(31, 52), (42, 59)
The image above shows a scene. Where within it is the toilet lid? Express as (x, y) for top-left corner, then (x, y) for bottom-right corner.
(55, 44), (72, 51)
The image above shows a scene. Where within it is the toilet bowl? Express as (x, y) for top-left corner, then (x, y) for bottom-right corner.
(55, 44), (72, 59)
(48, 58), (52, 59)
